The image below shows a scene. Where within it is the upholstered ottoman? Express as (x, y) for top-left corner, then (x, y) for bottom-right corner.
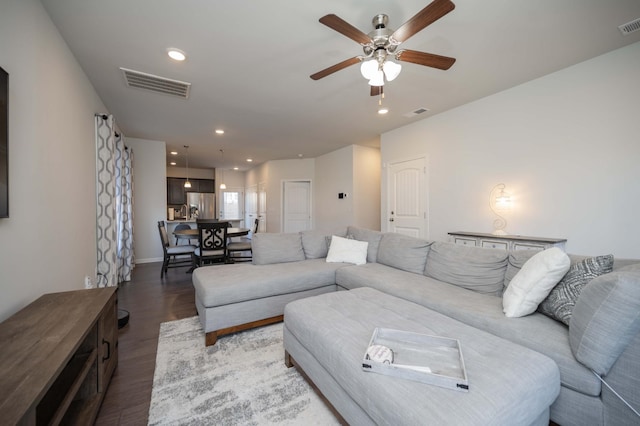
(284, 287), (560, 425)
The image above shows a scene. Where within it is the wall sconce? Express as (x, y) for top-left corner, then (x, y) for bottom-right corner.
(489, 183), (511, 235)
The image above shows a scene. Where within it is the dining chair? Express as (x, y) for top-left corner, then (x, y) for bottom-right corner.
(157, 221), (196, 278)
(195, 220), (229, 266)
(227, 218), (259, 262)
(174, 223), (193, 245)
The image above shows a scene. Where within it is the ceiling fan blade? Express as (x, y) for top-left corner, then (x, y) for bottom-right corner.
(319, 14), (371, 45)
(310, 57), (361, 80)
(390, 0), (455, 44)
(396, 49), (456, 70)
(370, 85), (383, 96)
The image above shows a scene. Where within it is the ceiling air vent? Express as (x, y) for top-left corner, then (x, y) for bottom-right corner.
(403, 107), (430, 118)
(619, 18), (640, 35)
(120, 67), (191, 98)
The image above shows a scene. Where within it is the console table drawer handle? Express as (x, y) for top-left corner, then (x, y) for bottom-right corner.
(102, 338), (111, 362)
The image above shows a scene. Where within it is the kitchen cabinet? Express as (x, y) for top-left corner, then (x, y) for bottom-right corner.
(167, 177), (187, 205)
(197, 179), (215, 193)
(167, 178), (215, 205)
(448, 231), (566, 251)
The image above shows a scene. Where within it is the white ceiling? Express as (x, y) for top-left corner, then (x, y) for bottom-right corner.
(40, 0), (640, 170)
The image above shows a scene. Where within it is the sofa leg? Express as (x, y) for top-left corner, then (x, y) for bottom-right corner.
(205, 331), (218, 346)
(284, 350), (293, 368)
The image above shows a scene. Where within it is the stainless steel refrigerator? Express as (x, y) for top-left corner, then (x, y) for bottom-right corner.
(187, 192), (216, 219)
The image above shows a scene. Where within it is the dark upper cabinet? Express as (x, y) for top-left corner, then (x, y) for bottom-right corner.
(167, 178), (215, 204)
(197, 179), (215, 193)
(167, 177), (187, 205)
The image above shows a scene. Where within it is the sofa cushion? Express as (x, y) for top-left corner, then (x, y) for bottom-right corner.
(569, 264), (640, 375)
(503, 248), (570, 318)
(300, 231), (330, 259)
(347, 226), (383, 263)
(425, 242), (509, 296)
(326, 235), (368, 265)
(251, 233), (305, 265)
(377, 233), (432, 274)
(538, 254), (614, 325)
(193, 259), (344, 307)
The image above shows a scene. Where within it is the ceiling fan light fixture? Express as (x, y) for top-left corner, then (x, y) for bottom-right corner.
(360, 59), (378, 80)
(368, 70), (385, 86)
(383, 60), (402, 81)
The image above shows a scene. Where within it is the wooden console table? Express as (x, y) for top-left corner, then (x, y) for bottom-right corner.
(0, 287), (118, 425)
(448, 231), (566, 251)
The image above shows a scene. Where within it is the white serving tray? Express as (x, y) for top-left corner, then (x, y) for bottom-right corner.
(362, 327), (469, 392)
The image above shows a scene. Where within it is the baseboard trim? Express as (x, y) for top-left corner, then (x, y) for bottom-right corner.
(135, 257), (163, 264)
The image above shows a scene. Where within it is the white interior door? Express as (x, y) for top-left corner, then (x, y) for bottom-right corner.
(245, 184), (258, 230)
(219, 188), (243, 226)
(257, 181), (267, 233)
(387, 158), (427, 238)
(283, 180), (312, 233)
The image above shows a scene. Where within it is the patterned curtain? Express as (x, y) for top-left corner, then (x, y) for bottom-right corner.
(95, 114), (135, 286)
(115, 133), (134, 282)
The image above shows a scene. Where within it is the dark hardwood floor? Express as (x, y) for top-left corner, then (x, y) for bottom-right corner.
(95, 262), (197, 425)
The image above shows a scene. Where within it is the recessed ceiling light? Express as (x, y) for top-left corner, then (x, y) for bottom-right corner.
(378, 106), (389, 115)
(215, 129), (225, 135)
(233, 167), (239, 170)
(170, 151), (178, 155)
(170, 162), (176, 166)
(167, 48), (186, 61)
(246, 158), (253, 162)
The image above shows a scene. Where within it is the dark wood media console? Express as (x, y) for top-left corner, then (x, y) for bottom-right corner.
(0, 287), (118, 425)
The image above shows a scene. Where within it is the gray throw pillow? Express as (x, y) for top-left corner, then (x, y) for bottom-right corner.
(538, 254), (614, 325)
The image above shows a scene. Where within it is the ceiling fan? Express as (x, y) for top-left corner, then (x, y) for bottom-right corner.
(310, 0), (456, 96)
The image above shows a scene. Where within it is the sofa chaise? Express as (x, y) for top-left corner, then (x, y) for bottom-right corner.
(192, 226), (640, 425)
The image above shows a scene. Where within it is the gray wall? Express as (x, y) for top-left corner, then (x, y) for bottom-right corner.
(382, 42), (640, 258)
(126, 137), (167, 263)
(0, 0), (108, 321)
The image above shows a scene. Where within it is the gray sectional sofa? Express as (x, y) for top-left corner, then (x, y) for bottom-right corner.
(192, 226), (640, 425)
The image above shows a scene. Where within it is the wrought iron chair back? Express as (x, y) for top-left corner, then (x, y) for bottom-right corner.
(196, 220), (229, 265)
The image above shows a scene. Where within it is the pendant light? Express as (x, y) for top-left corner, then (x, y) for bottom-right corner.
(184, 145), (192, 188)
(219, 149), (226, 190)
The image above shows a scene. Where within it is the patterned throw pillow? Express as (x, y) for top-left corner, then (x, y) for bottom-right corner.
(538, 254), (614, 325)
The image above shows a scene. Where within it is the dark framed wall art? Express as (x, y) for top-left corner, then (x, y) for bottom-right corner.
(0, 66), (7, 218)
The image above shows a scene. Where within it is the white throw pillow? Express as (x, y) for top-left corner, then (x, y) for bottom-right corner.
(326, 235), (368, 265)
(503, 247), (570, 318)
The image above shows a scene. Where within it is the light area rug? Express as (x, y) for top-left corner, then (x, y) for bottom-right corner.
(148, 316), (340, 425)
